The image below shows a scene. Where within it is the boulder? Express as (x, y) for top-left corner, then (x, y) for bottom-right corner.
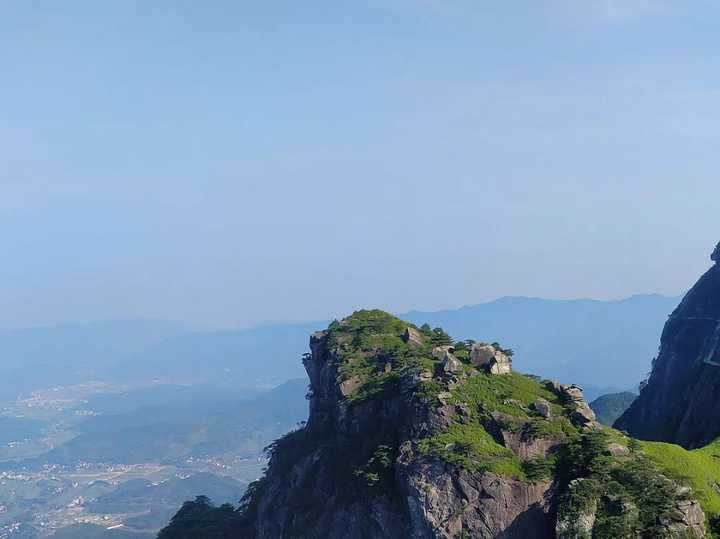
(660, 493), (706, 538)
(489, 359), (512, 375)
(440, 352), (463, 375)
(402, 327), (424, 347)
(432, 345), (455, 360)
(469, 343), (512, 375)
(545, 382), (597, 427)
(469, 343), (497, 367)
(607, 442), (630, 456)
(533, 398), (552, 419)
(562, 385), (585, 402)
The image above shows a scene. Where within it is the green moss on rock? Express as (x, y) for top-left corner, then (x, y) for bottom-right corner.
(417, 422), (526, 480)
(641, 438), (720, 535)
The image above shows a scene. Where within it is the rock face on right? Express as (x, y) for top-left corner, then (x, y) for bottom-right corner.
(616, 241), (720, 448)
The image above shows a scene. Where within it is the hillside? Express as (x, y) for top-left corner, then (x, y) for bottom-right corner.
(159, 311), (714, 538)
(0, 380), (308, 538)
(589, 392), (637, 426)
(23, 379), (308, 466)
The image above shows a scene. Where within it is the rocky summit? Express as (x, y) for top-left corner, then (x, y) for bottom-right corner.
(159, 310), (715, 538)
(616, 241), (720, 448)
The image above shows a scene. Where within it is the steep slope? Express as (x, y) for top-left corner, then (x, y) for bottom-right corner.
(616, 242), (720, 448)
(160, 311), (709, 539)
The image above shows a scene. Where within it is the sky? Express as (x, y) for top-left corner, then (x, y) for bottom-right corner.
(1, 0), (719, 329)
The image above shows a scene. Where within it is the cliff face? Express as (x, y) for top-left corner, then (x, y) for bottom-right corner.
(224, 311), (705, 539)
(242, 318), (556, 538)
(616, 242), (720, 448)
(159, 310), (709, 539)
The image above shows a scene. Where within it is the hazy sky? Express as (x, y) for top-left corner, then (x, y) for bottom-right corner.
(1, 1), (719, 329)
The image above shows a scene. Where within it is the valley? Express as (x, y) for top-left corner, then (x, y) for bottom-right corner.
(0, 380), (306, 538)
(0, 296), (680, 537)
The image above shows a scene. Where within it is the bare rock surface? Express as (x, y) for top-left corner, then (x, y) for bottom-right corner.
(238, 325), (556, 538)
(533, 398), (552, 419)
(403, 326), (424, 347)
(616, 239), (720, 448)
(546, 382), (597, 428)
(186, 312), (709, 539)
(470, 343), (512, 375)
(399, 453), (555, 539)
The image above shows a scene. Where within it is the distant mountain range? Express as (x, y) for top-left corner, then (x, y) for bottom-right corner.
(403, 294), (679, 392)
(0, 318), (192, 399)
(0, 294), (680, 399)
(0, 294), (684, 538)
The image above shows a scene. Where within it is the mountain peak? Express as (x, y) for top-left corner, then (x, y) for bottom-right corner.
(157, 312), (709, 538)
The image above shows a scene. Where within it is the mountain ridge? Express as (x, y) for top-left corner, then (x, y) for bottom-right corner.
(0, 295), (678, 399)
(159, 310), (710, 538)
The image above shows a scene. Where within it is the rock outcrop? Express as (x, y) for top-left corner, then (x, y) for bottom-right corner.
(159, 310), (708, 539)
(239, 315), (557, 538)
(533, 398), (552, 419)
(615, 241), (720, 448)
(555, 476), (705, 539)
(403, 326), (424, 348)
(470, 343), (512, 375)
(546, 382), (598, 428)
(555, 479), (598, 539)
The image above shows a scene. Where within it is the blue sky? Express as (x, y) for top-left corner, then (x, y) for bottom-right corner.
(1, 1), (719, 329)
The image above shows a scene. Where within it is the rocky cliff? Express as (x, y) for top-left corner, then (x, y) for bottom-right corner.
(159, 310), (709, 539)
(616, 242), (720, 448)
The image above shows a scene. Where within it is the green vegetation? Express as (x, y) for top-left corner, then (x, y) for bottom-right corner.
(157, 496), (239, 539)
(640, 438), (720, 535)
(326, 310), (446, 403)
(418, 323), (454, 346)
(325, 311), (577, 484)
(418, 422), (526, 479)
(552, 429), (711, 538)
(271, 313), (720, 537)
(353, 444), (396, 488)
(522, 455), (557, 481)
(158, 311), (720, 538)
(418, 371), (581, 482)
(449, 371), (563, 417)
(589, 391), (637, 426)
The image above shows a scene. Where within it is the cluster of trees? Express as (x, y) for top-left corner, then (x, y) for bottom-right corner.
(157, 496), (240, 539)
